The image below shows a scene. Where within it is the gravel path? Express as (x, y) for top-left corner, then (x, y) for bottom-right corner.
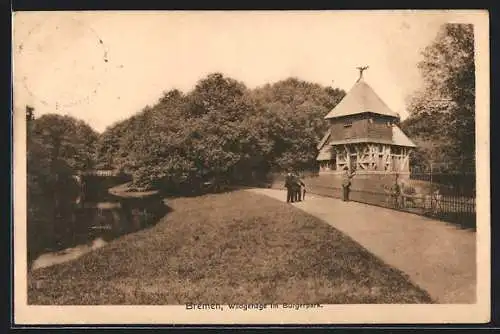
(247, 188), (476, 304)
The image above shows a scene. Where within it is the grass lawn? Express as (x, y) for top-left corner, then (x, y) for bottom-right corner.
(28, 190), (433, 304)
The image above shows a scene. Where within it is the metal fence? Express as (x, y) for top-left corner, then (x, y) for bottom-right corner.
(408, 172), (475, 197)
(269, 171), (476, 229)
(304, 183), (475, 229)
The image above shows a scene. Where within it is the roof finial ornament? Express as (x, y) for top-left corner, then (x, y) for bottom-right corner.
(356, 65), (369, 82)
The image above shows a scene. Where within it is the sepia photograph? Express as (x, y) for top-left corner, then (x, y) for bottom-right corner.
(12, 10), (490, 325)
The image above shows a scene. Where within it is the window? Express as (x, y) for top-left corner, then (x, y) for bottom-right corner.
(344, 120), (353, 127)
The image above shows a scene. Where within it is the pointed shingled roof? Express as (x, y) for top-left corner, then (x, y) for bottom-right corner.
(324, 79), (400, 119)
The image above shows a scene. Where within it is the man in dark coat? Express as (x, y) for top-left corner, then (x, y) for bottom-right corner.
(390, 174), (401, 208)
(342, 166), (356, 201)
(284, 172), (295, 203)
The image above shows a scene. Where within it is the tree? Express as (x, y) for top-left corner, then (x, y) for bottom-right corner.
(127, 74), (263, 190)
(95, 73), (346, 191)
(30, 114), (99, 171)
(402, 24), (475, 172)
(249, 77), (345, 172)
(27, 111), (99, 262)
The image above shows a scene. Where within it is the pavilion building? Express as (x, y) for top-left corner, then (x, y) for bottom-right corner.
(316, 72), (416, 179)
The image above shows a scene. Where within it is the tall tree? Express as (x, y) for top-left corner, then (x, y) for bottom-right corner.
(30, 114), (99, 171)
(402, 23), (475, 172)
(250, 77), (345, 171)
(27, 111), (99, 262)
(129, 74), (263, 189)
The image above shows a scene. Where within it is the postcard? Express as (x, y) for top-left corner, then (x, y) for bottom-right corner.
(12, 9), (490, 325)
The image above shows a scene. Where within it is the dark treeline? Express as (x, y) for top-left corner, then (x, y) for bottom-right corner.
(94, 74), (345, 192)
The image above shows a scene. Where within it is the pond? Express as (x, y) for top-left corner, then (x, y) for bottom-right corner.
(30, 174), (168, 271)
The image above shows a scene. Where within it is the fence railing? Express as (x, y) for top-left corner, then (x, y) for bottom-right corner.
(408, 172), (476, 197)
(267, 171), (476, 229)
(303, 183), (475, 229)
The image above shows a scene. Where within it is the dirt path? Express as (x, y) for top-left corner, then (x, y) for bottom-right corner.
(247, 188), (476, 304)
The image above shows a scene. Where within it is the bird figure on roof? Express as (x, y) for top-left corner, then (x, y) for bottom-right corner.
(356, 65), (369, 82)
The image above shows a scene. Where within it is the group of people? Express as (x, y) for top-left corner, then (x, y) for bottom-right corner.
(284, 172), (306, 203)
(284, 166), (356, 203)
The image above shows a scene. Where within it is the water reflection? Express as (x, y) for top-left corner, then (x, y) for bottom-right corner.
(32, 237), (108, 271)
(31, 174), (168, 271)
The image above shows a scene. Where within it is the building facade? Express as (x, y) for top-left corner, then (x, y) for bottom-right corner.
(316, 77), (416, 176)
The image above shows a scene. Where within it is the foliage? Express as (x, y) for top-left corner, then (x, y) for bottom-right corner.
(96, 73), (345, 191)
(402, 24), (475, 172)
(27, 110), (99, 262)
(29, 114), (99, 171)
(249, 78), (345, 172)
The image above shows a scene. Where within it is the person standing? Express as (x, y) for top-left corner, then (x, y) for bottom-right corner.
(290, 173), (299, 202)
(390, 175), (401, 208)
(342, 166), (356, 202)
(284, 172), (294, 203)
(291, 173), (302, 202)
(296, 175), (305, 202)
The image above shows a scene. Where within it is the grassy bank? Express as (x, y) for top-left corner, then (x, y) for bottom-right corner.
(28, 190), (432, 304)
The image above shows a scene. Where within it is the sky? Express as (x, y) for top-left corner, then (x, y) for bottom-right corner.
(12, 10), (478, 132)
